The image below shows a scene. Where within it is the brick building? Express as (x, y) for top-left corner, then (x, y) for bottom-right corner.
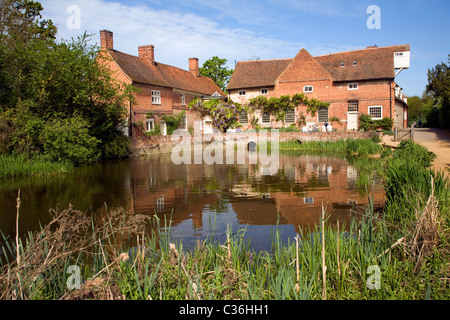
(97, 30), (225, 136)
(227, 45), (410, 131)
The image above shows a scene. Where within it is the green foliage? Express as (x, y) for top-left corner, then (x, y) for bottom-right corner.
(393, 139), (437, 168)
(426, 55), (450, 128)
(0, 154), (73, 178)
(359, 114), (393, 131)
(248, 93), (330, 121)
(198, 56), (233, 92)
(162, 111), (185, 135)
(189, 98), (243, 132)
(0, 10), (132, 166)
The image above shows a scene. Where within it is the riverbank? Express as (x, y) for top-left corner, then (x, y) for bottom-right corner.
(0, 154), (74, 178)
(1, 138), (448, 300)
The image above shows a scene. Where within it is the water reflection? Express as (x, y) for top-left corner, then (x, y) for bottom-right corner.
(0, 153), (385, 251)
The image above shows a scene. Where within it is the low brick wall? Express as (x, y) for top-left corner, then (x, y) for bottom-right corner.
(131, 131), (379, 156)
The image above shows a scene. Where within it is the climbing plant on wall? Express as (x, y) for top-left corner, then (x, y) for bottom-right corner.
(248, 93), (330, 121)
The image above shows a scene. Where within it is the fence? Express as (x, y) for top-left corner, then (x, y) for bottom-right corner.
(394, 127), (414, 142)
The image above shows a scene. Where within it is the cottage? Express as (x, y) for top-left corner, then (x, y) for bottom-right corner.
(227, 45), (410, 131)
(97, 30), (225, 136)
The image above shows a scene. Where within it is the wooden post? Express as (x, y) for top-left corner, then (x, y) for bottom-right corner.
(394, 127), (397, 141)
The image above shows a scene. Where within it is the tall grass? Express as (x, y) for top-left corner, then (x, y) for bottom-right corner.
(0, 154), (73, 178)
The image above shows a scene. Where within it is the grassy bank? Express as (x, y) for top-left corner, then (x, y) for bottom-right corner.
(0, 139), (449, 300)
(0, 154), (74, 178)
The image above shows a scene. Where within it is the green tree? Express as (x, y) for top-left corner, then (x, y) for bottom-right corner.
(199, 56), (233, 93)
(426, 55), (450, 128)
(0, 1), (133, 165)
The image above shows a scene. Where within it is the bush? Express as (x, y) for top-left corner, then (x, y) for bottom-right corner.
(393, 139), (437, 168)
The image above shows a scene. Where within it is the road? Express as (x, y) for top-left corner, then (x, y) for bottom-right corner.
(383, 128), (450, 177)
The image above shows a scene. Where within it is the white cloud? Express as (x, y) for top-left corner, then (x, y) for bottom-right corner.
(40, 0), (303, 69)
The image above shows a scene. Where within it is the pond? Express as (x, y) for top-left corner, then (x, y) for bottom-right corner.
(0, 152), (385, 252)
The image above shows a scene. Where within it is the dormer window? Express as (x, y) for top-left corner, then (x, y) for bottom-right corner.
(340, 62), (345, 67)
(353, 61), (357, 66)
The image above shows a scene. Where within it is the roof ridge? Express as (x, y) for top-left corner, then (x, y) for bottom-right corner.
(237, 58), (293, 63)
(314, 44), (410, 58)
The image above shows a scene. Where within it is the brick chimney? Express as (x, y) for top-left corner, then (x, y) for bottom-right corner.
(139, 45), (155, 63)
(189, 57), (199, 77)
(100, 30), (113, 50)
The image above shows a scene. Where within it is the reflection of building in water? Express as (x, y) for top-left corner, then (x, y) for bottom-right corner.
(129, 154), (385, 236)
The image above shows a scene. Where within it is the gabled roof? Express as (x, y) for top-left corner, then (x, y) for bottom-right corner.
(226, 44), (410, 90)
(107, 50), (225, 96)
(226, 58), (292, 90)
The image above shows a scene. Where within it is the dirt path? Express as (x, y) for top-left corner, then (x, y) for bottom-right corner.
(382, 128), (450, 178)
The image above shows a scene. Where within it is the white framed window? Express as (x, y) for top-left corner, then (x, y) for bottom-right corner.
(181, 115), (187, 130)
(284, 109), (295, 123)
(261, 112), (271, 124)
(261, 88), (268, 95)
(348, 83), (358, 90)
(353, 61), (357, 66)
(238, 90), (246, 96)
(303, 86), (313, 93)
(340, 62), (345, 67)
(317, 107), (329, 123)
(146, 118), (155, 132)
(151, 90), (161, 104)
(348, 100), (359, 112)
(395, 52), (404, 57)
(239, 110), (248, 124)
(181, 93), (186, 106)
(368, 106), (382, 120)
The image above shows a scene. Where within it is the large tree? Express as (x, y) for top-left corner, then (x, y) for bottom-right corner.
(0, 1), (133, 164)
(426, 55), (450, 128)
(199, 56), (233, 93)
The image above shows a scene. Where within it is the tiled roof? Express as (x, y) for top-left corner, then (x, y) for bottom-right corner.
(108, 50), (224, 96)
(315, 44), (410, 82)
(226, 45), (410, 90)
(226, 59), (292, 90)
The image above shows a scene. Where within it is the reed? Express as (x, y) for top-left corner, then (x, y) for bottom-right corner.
(0, 154), (73, 178)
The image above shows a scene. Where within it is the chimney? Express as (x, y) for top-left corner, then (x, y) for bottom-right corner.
(100, 30), (113, 50)
(189, 57), (199, 77)
(139, 45), (155, 63)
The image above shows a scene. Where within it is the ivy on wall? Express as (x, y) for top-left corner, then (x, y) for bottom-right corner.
(248, 93), (330, 121)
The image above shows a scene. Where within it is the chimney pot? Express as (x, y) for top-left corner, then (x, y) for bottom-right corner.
(189, 57), (199, 77)
(100, 30), (113, 50)
(139, 45), (155, 63)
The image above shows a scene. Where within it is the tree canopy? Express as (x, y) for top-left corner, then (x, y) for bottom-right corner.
(0, 0), (133, 164)
(426, 55), (450, 128)
(199, 56), (233, 93)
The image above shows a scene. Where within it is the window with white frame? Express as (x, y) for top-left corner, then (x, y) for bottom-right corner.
(151, 90), (161, 104)
(317, 107), (329, 123)
(181, 115), (187, 130)
(239, 110), (248, 124)
(261, 88), (268, 95)
(368, 106), (382, 120)
(238, 90), (246, 96)
(348, 100), (359, 112)
(284, 109), (295, 123)
(146, 118), (155, 132)
(181, 93), (186, 105)
(261, 112), (271, 124)
(303, 86), (313, 93)
(348, 83), (358, 90)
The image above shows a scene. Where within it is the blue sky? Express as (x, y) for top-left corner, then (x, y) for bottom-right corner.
(40, 0), (450, 97)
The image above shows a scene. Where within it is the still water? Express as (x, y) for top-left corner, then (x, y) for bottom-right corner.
(0, 153), (385, 251)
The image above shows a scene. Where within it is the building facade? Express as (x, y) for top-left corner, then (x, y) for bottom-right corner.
(97, 30), (225, 136)
(227, 45), (410, 131)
